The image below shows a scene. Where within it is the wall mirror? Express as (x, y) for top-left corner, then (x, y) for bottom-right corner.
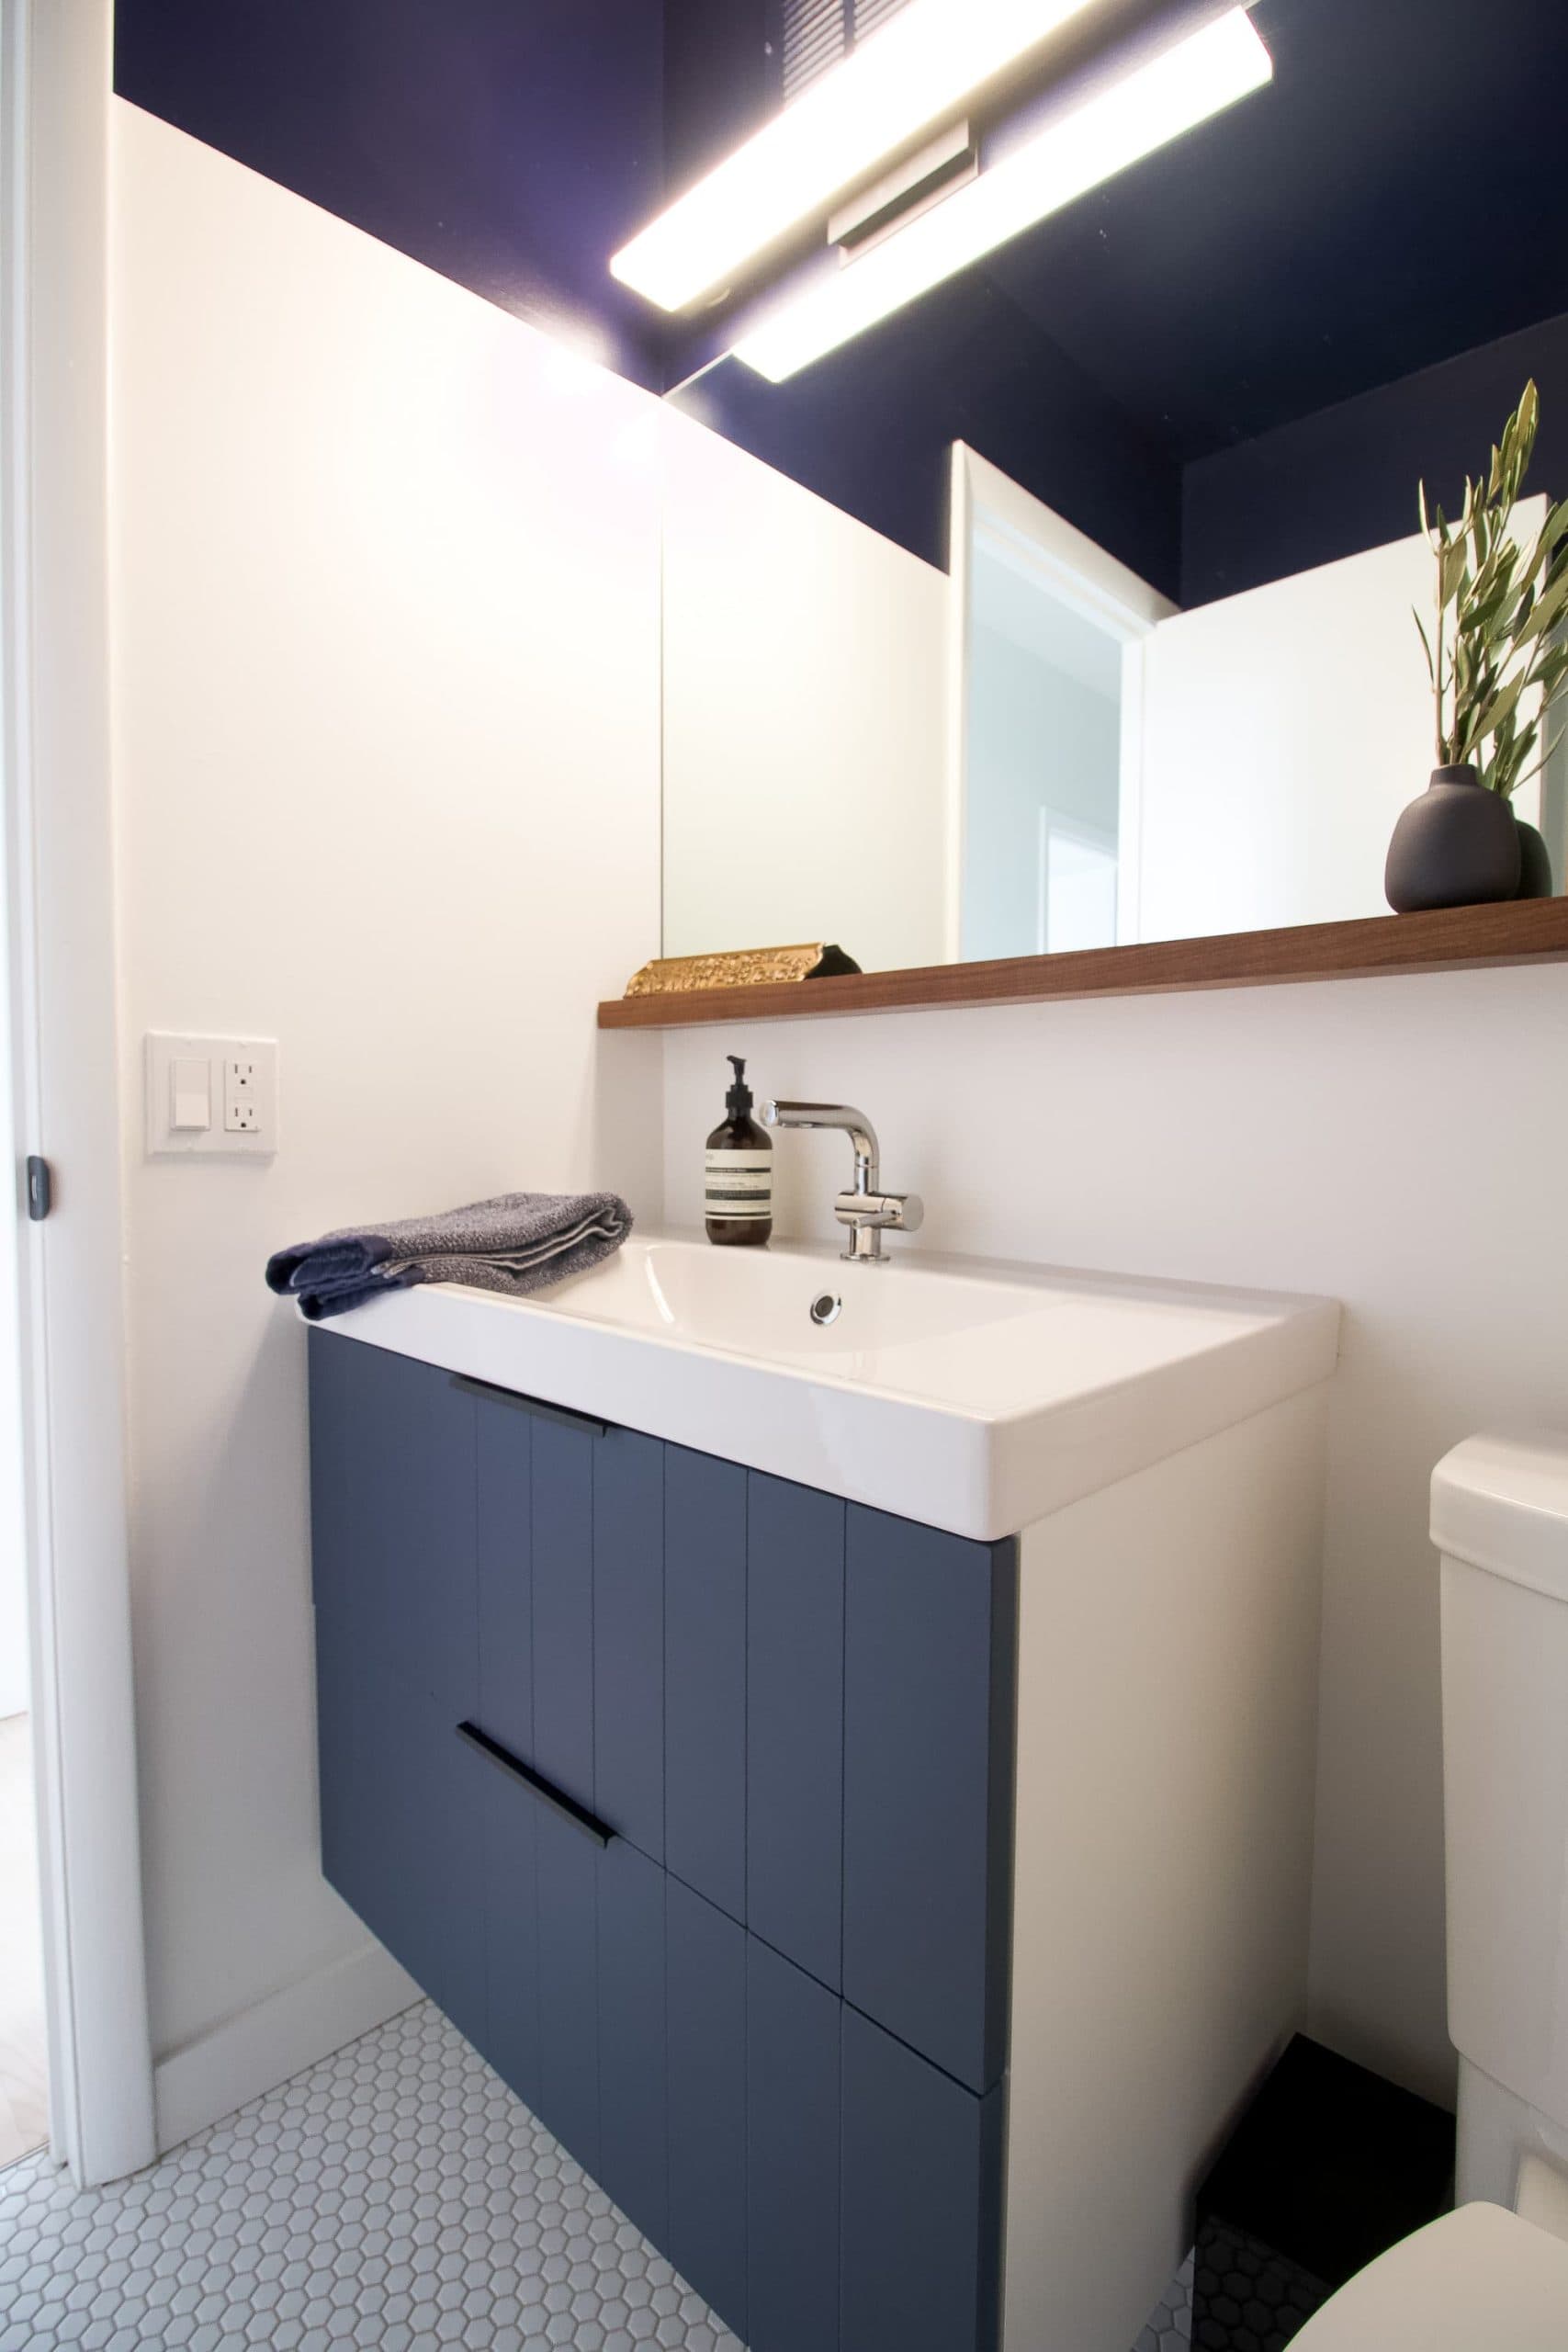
(651, 0), (1568, 980)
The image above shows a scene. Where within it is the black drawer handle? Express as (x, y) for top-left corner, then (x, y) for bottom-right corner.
(455, 1721), (614, 1848)
(449, 1373), (607, 1438)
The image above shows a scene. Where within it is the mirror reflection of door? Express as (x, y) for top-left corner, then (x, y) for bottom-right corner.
(964, 569), (1123, 958)
(1038, 816), (1119, 956)
(950, 445), (1174, 962)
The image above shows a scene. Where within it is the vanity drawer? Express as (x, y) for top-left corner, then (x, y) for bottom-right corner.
(515, 1810), (1003, 2352)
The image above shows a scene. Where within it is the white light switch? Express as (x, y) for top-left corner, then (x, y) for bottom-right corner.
(169, 1057), (211, 1132)
(146, 1035), (277, 1157)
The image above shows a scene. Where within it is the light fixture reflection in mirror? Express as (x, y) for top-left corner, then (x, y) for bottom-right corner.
(735, 9), (1272, 381)
(610, 0), (1109, 312)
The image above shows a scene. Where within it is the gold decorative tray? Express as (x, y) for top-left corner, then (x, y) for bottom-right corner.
(622, 942), (861, 997)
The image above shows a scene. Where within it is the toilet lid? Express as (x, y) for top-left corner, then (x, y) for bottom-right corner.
(1292, 2204), (1568, 2350)
(1431, 1430), (1568, 1599)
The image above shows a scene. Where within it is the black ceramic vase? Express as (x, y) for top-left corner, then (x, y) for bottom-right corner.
(1514, 815), (1555, 899)
(1384, 765), (1522, 913)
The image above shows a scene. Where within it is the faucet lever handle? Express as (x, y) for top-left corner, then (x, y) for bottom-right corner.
(833, 1189), (922, 1235)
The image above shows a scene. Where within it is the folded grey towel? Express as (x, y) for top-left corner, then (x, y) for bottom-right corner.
(266, 1190), (632, 1321)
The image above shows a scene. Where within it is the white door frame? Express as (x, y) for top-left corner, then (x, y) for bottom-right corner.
(2, 0), (157, 2186)
(945, 443), (1177, 956)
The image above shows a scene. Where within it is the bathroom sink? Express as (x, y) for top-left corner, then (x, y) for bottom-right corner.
(325, 1231), (1337, 1540)
(541, 1235), (1055, 1373)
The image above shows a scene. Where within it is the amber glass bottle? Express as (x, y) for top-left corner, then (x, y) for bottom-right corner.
(705, 1055), (773, 1247)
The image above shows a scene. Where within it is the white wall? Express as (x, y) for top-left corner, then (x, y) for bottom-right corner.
(660, 960), (1568, 2105)
(660, 406), (948, 973)
(1137, 514), (1548, 941)
(0, 938), (22, 1724)
(0, 1496), (23, 1718)
(0, 1151), (22, 1720)
(109, 103), (664, 2139)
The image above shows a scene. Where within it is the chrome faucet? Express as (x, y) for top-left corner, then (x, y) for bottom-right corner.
(760, 1100), (923, 1264)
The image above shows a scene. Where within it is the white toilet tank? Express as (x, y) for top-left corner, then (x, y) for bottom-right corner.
(1434, 1432), (1568, 2200)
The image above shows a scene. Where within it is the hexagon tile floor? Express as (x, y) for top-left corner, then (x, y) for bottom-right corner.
(1134, 2249), (1195, 2352)
(0, 1996), (1193, 2351)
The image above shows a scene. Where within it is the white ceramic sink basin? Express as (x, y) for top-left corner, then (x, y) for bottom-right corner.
(323, 1231), (1337, 1541)
(548, 1237), (1057, 1385)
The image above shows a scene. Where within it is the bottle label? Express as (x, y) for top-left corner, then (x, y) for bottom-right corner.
(705, 1149), (772, 1220)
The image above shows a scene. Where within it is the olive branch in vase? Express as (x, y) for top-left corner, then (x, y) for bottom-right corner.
(1415, 379), (1568, 797)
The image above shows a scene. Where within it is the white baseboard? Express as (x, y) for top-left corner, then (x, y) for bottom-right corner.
(153, 1939), (421, 2154)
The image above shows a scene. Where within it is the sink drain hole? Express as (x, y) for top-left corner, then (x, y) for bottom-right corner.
(809, 1293), (842, 1328)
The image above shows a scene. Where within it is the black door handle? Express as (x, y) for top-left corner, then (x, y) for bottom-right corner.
(455, 1721), (614, 1848)
(449, 1373), (607, 1439)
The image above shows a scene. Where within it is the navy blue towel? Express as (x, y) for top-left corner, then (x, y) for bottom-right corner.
(266, 1190), (632, 1321)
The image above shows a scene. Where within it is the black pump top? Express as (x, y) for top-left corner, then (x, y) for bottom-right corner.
(725, 1055), (753, 1116)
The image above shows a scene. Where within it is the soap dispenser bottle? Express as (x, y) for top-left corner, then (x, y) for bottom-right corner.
(705, 1055), (773, 1247)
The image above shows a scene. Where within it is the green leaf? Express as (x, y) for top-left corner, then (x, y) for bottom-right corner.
(1515, 503), (1568, 598)
(1419, 384), (1551, 765)
(1463, 667), (1530, 753)
(1502, 725), (1564, 798)
(1517, 564), (1568, 648)
(1468, 570), (1517, 634)
(1439, 538), (1469, 605)
(1412, 606), (1437, 687)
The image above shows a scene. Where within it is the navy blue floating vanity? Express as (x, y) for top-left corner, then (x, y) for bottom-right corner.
(305, 1248), (1336, 2350)
(309, 1329), (1015, 2352)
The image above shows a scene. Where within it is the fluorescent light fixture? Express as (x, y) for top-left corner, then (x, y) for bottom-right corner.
(735, 9), (1272, 382)
(611, 0), (1110, 312)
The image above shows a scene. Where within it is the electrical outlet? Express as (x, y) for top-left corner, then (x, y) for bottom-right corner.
(224, 1057), (260, 1133)
(147, 1035), (277, 1157)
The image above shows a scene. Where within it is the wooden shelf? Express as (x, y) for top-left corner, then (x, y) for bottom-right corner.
(599, 899), (1568, 1030)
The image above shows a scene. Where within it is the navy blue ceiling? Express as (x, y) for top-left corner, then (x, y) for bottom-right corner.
(117, 0), (1568, 597)
(1184, 309), (1568, 605)
(978, 0), (1568, 461)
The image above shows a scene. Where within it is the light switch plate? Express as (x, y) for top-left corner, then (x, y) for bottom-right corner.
(169, 1057), (211, 1133)
(146, 1035), (278, 1157)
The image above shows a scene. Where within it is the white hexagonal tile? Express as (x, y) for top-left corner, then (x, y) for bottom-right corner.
(3, 1993), (1196, 2352)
